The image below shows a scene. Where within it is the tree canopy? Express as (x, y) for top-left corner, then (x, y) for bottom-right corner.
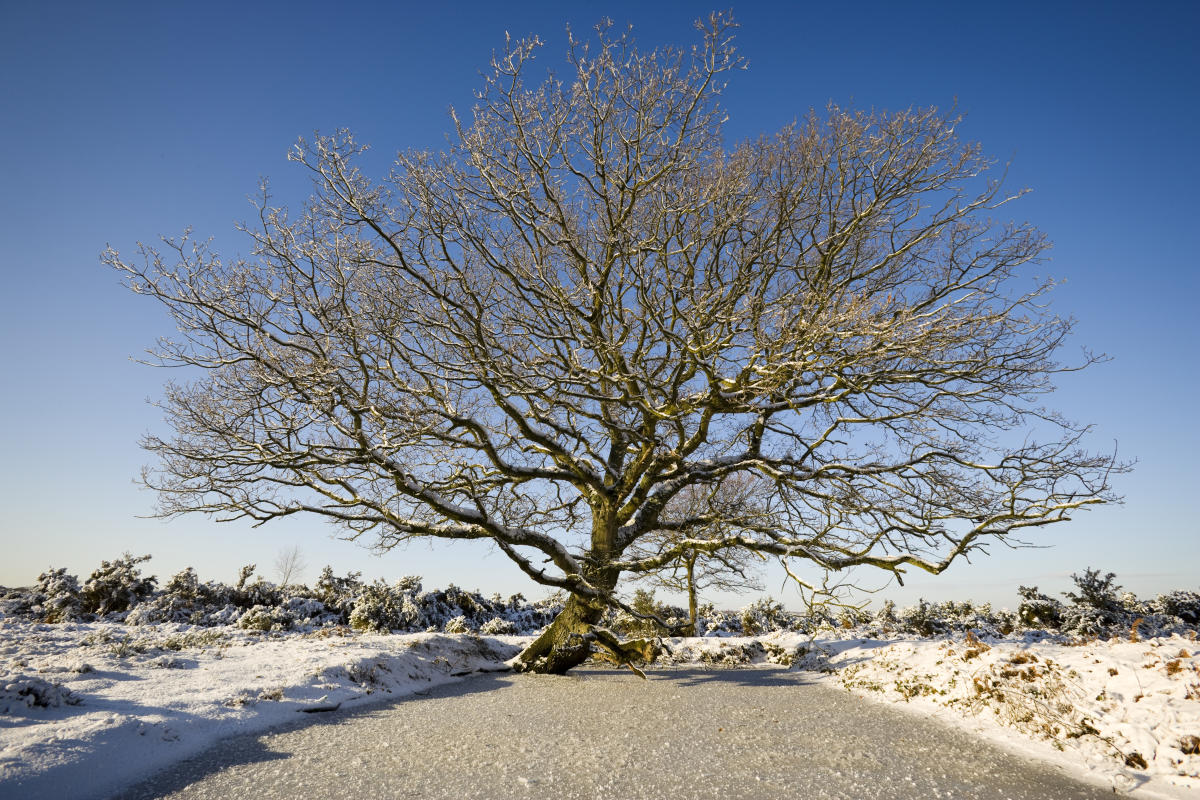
(106, 14), (1120, 673)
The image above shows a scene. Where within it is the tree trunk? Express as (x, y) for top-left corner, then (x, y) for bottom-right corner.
(685, 554), (698, 637)
(511, 589), (609, 674)
(513, 510), (623, 674)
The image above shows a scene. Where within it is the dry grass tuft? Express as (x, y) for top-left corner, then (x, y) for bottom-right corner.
(962, 629), (991, 660)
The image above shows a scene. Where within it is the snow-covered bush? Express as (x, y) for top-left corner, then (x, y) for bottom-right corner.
(348, 580), (422, 633)
(1027, 568), (1165, 638)
(161, 567), (208, 605)
(739, 596), (787, 635)
(276, 596), (335, 628)
(1, 675), (83, 713)
(700, 640), (765, 666)
(229, 565), (282, 610)
(235, 607), (271, 632)
(479, 617), (518, 635)
(1017, 585), (1064, 629)
(857, 599), (1013, 638)
(835, 607), (873, 630)
(33, 567), (81, 622)
(874, 599), (898, 626)
(3, 555), (1196, 645)
(894, 599), (946, 637)
(933, 600), (1012, 636)
(236, 604), (294, 632)
(497, 592), (564, 634)
(1062, 568), (1125, 625)
(419, 584), (505, 630)
(79, 554), (157, 617)
(1058, 606), (1110, 637)
(1150, 590), (1200, 625)
(0, 585), (36, 619)
(314, 566), (364, 621)
(126, 567), (227, 625)
(697, 604), (741, 636)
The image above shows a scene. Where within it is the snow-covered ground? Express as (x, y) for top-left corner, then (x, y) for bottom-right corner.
(3, 619), (1198, 799)
(784, 631), (1199, 798)
(0, 620), (520, 800)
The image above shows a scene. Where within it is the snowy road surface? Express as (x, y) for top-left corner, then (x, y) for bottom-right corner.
(112, 667), (1115, 800)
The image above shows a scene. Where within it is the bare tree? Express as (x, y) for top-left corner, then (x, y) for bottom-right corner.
(105, 14), (1122, 674)
(627, 475), (766, 635)
(273, 545), (307, 587)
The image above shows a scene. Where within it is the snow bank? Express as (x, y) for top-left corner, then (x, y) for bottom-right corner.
(0, 618), (517, 800)
(657, 631), (1200, 797)
(819, 632), (1200, 796)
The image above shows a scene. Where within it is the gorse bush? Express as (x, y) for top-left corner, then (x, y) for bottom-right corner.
(740, 597), (787, 636)
(314, 566), (364, 621)
(897, 599), (945, 637)
(479, 617), (518, 635)
(2, 558), (1196, 641)
(1150, 590), (1200, 624)
(1010, 568), (1199, 639)
(0, 675), (83, 712)
(1017, 585), (1064, 629)
(1062, 568), (1124, 624)
(4, 555), (567, 634)
(34, 567), (81, 623)
(125, 567), (211, 625)
(79, 554), (157, 617)
(348, 580), (422, 632)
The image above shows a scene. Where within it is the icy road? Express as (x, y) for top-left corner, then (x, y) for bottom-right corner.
(113, 667), (1114, 800)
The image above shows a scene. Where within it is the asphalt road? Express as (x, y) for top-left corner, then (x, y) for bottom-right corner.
(112, 667), (1116, 800)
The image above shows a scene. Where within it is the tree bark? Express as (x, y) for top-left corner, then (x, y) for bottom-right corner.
(685, 554), (698, 637)
(511, 589), (609, 674)
(513, 510), (626, 674)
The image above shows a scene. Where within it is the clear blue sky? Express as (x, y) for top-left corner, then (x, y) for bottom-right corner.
(1, 1), (1196, 611)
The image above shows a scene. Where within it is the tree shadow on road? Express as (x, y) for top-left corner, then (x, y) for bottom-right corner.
(576, 664), (821, 689)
